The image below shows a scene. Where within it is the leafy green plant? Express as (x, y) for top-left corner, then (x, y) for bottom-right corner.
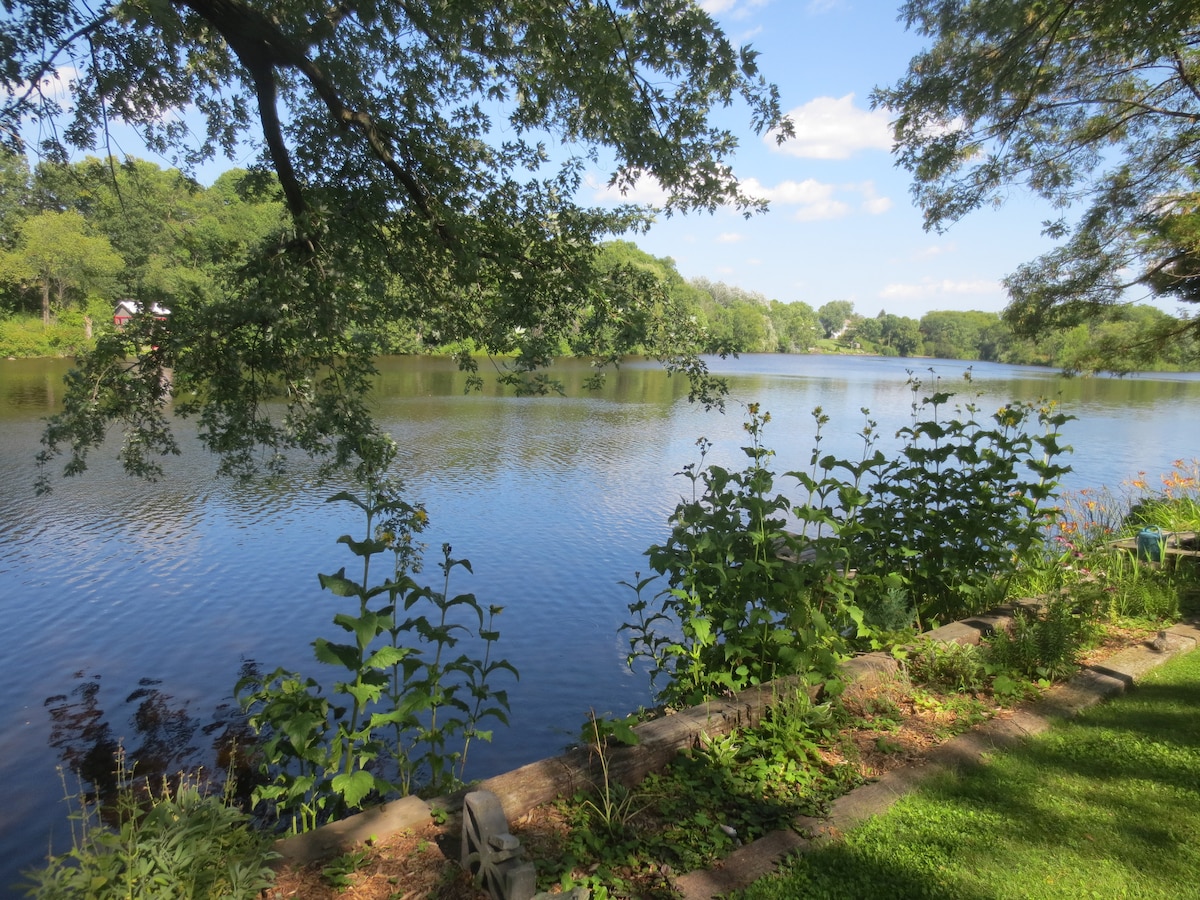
(1087, 556), (1182, 621)
(625, 378), (1071, 708)
(624, 405), (860, 707)
(238, 453), (517, 831)
(849, 372), (1072, 625)
(904, 638), (988, 693)
(984, 597), (1099, 682)
(235, 670), (338, 833)
(542, 685), (862, 898)
(321, 849), (370, 892)
(1123, 459), (1200, 534)
(577, 710), (649, 836)
(21, 755), (276, 900)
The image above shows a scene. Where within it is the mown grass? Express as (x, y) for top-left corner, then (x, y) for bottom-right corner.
(737, 642), (1200, 900)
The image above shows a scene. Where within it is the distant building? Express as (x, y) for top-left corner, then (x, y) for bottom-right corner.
(113, 300), (170, 327)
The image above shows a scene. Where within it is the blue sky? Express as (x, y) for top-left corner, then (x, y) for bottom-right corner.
(598, 0), (1063, 320)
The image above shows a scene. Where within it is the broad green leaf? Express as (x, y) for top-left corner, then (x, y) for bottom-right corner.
(331, 769), (376, 809)
(313, 638), (360, 670)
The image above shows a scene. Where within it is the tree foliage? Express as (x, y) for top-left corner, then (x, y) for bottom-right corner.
(0, 209), (123, 325)
(875, 0), (1200, 358)
(920, 310), (995, 360)
(2, 0), (792, 486)
(686, 276), (818, 354)
(816, 299), (854, 339)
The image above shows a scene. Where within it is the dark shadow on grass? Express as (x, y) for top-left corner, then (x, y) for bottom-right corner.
(742, 642), (1200, 900)
(917, 754), (1200, 880)
(744, 832), (997, 900)
(900, 670), (1200, 888)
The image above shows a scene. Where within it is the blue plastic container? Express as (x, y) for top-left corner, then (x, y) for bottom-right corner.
(1137, 526), (1165, 562)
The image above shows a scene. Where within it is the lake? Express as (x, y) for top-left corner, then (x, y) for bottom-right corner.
(2, 353), (1199, 892)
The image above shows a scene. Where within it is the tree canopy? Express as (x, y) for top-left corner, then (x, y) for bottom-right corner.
(2, 0), (791, 486)
(874, 0), (1200, 364)
(0, 209), (123, 325)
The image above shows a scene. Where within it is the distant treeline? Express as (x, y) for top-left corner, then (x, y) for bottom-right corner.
(600, 241), (1199, 373)
(1, 153), (1194, 371)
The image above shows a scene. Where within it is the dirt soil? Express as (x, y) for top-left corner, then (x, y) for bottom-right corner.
(264, 625), (1155, 900)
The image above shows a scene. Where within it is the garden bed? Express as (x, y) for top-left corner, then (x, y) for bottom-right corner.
(266, 616), (1159, 899)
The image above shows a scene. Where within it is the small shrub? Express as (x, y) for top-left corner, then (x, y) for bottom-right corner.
(321, 849), (371, 891)
(856, 582), (918, 634)
(904, 639), (988, 693)
(850, 378), (1071, 625)
(1108, 575), (1181, 621)
(985, 597), (1098, 681)
(626, 379), (1071, 708)
(1090, 547), (1188, 622)
(22, 758), (276, 900)
(627, 406), (857, 707)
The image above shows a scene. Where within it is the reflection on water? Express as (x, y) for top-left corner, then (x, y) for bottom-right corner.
(42, 663), (261, 813)
(2, 354), (1199, 894)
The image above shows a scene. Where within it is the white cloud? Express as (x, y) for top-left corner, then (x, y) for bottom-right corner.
(743, 176), (831, 205)
(6, 65), (78, 108)
(586, 172), (669, 206)
(717, 232), (745, 243)
(700, 0), (772, 17)
(879, 278), (999, 300)
(770, 94), (892, 159)
(740, 176), (891, 221)
(856, 181), (893, 215)
(940, 279), (999, 295)
(589, 171), (890, 223)
(741, 176), (848, 221)
(795, 199), (851, 221)
(879, 283), (922, 299)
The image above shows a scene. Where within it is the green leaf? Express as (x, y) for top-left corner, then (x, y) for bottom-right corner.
(334, 610), (388, 647)
(337, 534), (390, 557)
(319, 568), (363, 599)
(326, 491), (366, 511)
(363, 645), (411, 670)
(343, 680), (384, 707)
(331, 769), (376, 809)
(313, 638), (361, 670)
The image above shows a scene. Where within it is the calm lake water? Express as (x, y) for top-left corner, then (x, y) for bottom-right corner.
(2, 353), (1199, 892)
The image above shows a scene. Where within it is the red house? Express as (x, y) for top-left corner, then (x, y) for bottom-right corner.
(113, 299), (170, 327)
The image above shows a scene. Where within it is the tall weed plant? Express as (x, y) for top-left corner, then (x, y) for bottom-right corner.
(986, 597), (1100, 682)
(238, 445), (516, 832)
(848, 373), (1071, 626)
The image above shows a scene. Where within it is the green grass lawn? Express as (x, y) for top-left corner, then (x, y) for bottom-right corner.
(738, 646), (1200, 900)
